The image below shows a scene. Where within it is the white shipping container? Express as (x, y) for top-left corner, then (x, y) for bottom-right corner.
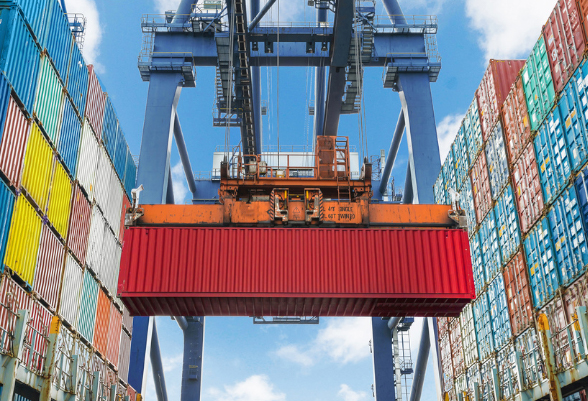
(52, 325), (76, 393)
(99, 227), (121, 296)
(75, 336), (93, 397)
(466, 363), (481, 400)
(105, 167), (123, 232)
(514, 328), (545, 392)
(454, 375), (467, 401)
(76, 119), (100, 202)
(59, 253), (83, 328)
(496, 344), (519, 399)
(480, 357), (497, 401)
(460, 303), (479, 368)
(86, 207), (107, 275)
(94, 145), (111, 214)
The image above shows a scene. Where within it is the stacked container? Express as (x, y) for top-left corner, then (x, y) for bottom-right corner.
(0, 0), (138, 398)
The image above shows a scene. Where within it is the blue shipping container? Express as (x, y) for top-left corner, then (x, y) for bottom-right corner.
(0, 0), (50, 44)
(66, 39), (88, 118)
(524, 216), (559, 308)
(0, 72), (11, 144)
(459, 177), (476, 233)
(479, 209), (501, 284)
(123, 146), (137, 200)
(41, 0), (72, 82)
(434, 170), (446, 205)
(101, 95), (118, 162)
(558, 59), (588, 173)
(485, 120), (509, 200)
(494, 184), (521, 266)
(442, 147), (457, 200)
(114, 125), (127, 182)
(0, 7), (41, 115)
(0, 179), (14, 267)
(575, 166), (588, 252)
(57, 96), (82, 178)
(453, 124), (470, 190)
(547, 184), (588, 287)
(470, 230), (485, 295)
(488, 274), (512, 351)
(534, 109), (571, 206)
(473, 290), (494, 361)
(464, 97), (483, 164)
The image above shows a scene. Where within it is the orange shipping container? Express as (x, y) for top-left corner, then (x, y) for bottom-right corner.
(512, 142), (543, 234)
(106, 302), (122, 368)
(503, 252), (533, 336)
(501, 74), (531, 165)
(93, 289), (110, 357)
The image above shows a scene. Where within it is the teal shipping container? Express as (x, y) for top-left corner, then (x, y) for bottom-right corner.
(479, 209), (501, 284)
(488, 274), (512, 351)
(470, 230), (485, 294)
(453, 124), (470, 190)
(485, 120), (509, 200)
(494, 184), (521, 266)
(123, 146), (137, 200)
(77, 269), (98, 343)
(473, 290), (495, 360)
(101, 95), (118, 162)
(522, 35), (556, 131)
(0, 7), (41, 114)
(114, 125), (127, 182)
(464, 97), (483, 164)
(35, 54), (64, 144)
(459, 177), (476, 233)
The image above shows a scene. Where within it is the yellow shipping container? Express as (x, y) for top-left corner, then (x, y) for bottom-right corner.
(21, 123), (54, 211)
(4, 195), (43, 284)
(48, 160), (72, 239)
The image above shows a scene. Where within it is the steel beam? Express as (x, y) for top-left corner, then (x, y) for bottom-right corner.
(410, 319), (430, 401)
(128, 317), (153, 393)
(173, 0), (198, 23)
(381, 0), (407, 25)
(313, 6), (328, 143)
(379, 110), (404, 195)
(387, 316), (402, 330)
(248, 0), (277, 31)
(180, 317), (205, 401)
(150, 321), (169, 401)
(175, 316), (189, 331)
(402, 163), (413, 204)
(60, 0), (67, 13)
(250, 0), (263, 153)
(428, 317), (444, 400)
(371, 317), (396, 401)
(323, 0), (353, 135)
(173, 113), (197, 196)
(398, 73), (441, 204)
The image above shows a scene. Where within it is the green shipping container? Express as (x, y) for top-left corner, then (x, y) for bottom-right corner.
(77, 269), (98, 343)
(521, 35), (556, 131)
(34, 55), (64, 145)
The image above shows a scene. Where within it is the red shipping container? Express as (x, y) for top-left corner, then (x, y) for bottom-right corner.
(0, 96), (30, 187)
(0, 275), (31, 353)
(578, 0), (588, 41)
(118, 330), (131, 384)
(105, 302), (122, 368)
(470, 151), (492, 224)
(512, 142), (544, 234)
(503, 251), (533, 336)
(93, 289), (110, 356)
(121, 303), (133, 334)
(34, 225), (65, 311)
(67, 184), (92, 265)
(563, 275), (588, 324)
(22, 299), (52, 375)
(544, 0), (586, 93)
(501, 75), (531, 165)
(120, 194), (130, 243)
(449, 317), (465, 377)
(118, 227), (475, 317)
(85, 66), (105, 141)
(127, 384), (137, 401)
(477, 60), (526, 140)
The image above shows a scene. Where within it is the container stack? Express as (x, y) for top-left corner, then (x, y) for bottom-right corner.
(0, 0), (138, 399)
(434, 0), (588, 399)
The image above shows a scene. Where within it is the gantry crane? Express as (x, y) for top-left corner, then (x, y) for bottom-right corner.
(124, 1), (461, 401)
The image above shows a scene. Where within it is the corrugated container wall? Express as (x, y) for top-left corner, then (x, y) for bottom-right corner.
(85, 65), (105, 140)
(33, 225), (64, 311)
(459, 178), (476, 233)
(435, 171), (446, 205)
(67, 184), (91, 265)
(0, 95), (29, 187)
(57, 96), (81, 177)
(114, 125), (127, 181)
(522, 35), (556, 131)
(460, 303), (479, 367)
(106, 302), (121, 368)
(21, 123), (53, 211)
(42, 1), (72, 81)
(123, 145), (136, 199)
(101, 95), (118, 161)
(58, 253), (82, 329)
(453, 124), (469, 190)
(0, 276), (30, 352)
(487, 274), (512, 350)
(4, 0), (50, 43)
(470, 150), (492, 224)
(449, 318), (465, 377)
(47, 159), (72, 240)
(464, 97), (483, 164)
(76, 119), (99, 201)
(502, 74), (531, 164)
(34, 54), (63, 145)
(473, 291), (494, 360)
(66, 40), (88, 117)
(479, 210), (501, 284)
(494, 184), (521, 265)
(0, 179), (14, 265)
(512, 142), (544, 234)
(503, 251), (534, 336)
(484, 120), (509, 199)
(497, 345), (519, 399)
(77, 269), (98, 342)
(476, 60), (525, 139)
(470, 232), (486, 294)
(93, 288), (109, 356)
(515, 328), (546, 390)
(543, 0), (586, 93)
(0, 72), (10, 141)
(0, 8), (41, 114)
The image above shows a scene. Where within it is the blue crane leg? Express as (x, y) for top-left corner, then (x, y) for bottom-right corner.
(398, 73), (441, 205)
(371, 318), (396, 401)
(180, 318), (205, 401)
(379, 110), (405, 195)
(128, 317), (153, 394)
(313, 6), (327, 142)
(402, 163), (413, 204)
(151, 321), (169, 401)
(251, 0), (263, 152)
(173, 0), (199, 23)
(410, 319), (430, 401)
(381, 0), (407, 24)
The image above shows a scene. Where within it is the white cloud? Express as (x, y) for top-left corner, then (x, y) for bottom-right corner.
(171, 161), (189, 204)
(437, 114), (463, 164)
(154, 0), (180, 14)
(401, 0), (446, 14)
(338, 384), (368, 401)
(65, 0), (104, 72)
(274, 317), (372, 366)
(465, 0), (555, 61)
(207, 375), (286, 401)
(163, 353), (184, 372)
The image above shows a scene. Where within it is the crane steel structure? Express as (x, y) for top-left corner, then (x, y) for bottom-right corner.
(127, 0), (447, 400)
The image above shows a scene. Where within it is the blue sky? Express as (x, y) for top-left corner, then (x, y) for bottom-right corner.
(63, 0), (557, 399)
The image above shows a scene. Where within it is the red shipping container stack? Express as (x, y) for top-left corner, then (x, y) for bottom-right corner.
(120, 194), (130, 243)
(577, 0), (588, 41)
(501, 75), (531, 165)
(0, 96), (30, 187)
(476, 60), (525, 139)
(67, 184), (92, 265)
(22, 300), (52, 375)
(106, 302), (122, 368)
(449, 318), (465, 377)
(470, 151), (492, 224)
(503, 252), (533, 336)
(34, 225), (65, 311)
(0, 276), (31, 352)
(511, 142), (544, 234)
(85, 66), (106, 141)
(127, 384), (137, 401)
(93, 289), (110, 357)
(544, 0), (586, 92)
